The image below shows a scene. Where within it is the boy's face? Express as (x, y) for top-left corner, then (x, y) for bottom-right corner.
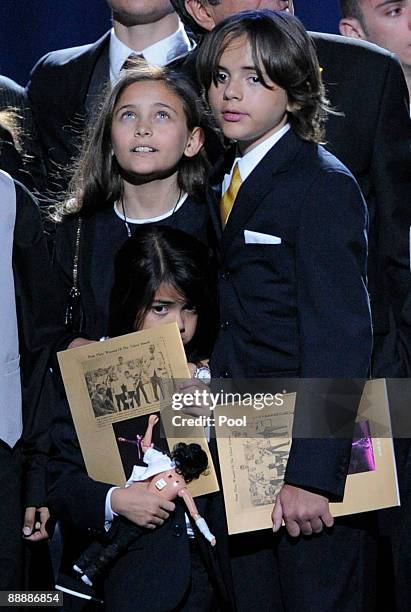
(208, 36), (290, 154)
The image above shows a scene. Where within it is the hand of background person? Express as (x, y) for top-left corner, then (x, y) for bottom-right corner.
(22, 506), (50, 541)
(272, 484), (334, 537)
(111, 482), (175, 529)
(178, 377), (212, 418)
(68, 337), (95, 349)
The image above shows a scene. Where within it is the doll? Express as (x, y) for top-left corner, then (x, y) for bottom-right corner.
(74, 415), (215, 587)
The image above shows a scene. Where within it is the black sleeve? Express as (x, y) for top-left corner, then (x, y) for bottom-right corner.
(13, 181), (67, 506)
(285, 169), (371, 500)
(47, 383), (111, 532)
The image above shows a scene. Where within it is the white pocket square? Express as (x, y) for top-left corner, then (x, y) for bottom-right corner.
(244, 230), (282, 245)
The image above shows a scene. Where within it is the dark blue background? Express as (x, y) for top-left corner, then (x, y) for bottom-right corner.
(0, 0), (342, 86)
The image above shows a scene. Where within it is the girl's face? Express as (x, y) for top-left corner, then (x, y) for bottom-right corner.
(140, 282), (198, 345)
(208, 36), (290, 155)
(111, 80), (203, 180)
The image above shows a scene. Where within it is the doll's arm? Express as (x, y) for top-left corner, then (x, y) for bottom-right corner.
(178, 488), (216, 546)
(140, 414), (159, 453)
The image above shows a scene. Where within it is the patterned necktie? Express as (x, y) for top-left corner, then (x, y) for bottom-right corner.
(121, 53), (146, 72)
(220, 163), (242, 227)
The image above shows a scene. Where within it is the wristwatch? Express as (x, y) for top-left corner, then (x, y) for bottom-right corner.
(195, 365), (211, 385)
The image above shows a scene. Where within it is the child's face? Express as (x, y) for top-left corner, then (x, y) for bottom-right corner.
(140, 283), (198, 345)
(111, 80), (203, 179)
(208, 36), (291, 155)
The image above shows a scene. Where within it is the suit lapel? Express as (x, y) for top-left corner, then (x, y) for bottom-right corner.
(84, 33), (111, 118)
(222, 130), (302, 253)
(207, 146), (236, 244)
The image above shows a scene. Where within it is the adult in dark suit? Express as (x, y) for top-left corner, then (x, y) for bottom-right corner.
(339, 0), (411, 101)
(26, 0), (195, 197)
(172, 0), (411, 379)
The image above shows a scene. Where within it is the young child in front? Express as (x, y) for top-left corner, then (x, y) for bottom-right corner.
(49, 226), (228, 611)
(196, 10), (374, 612)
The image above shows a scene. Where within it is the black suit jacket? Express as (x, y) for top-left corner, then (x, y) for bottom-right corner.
(27, 32), (111, 196)
(208, 129), (372, 498)
(310, 33), (411, 377)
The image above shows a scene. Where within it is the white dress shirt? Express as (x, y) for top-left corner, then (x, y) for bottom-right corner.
(222, 123), (290, 196)
(109, 21), (195, 84)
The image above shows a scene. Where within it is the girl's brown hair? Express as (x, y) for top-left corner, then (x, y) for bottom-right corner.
(196, 10), (332, 144)
(54, 62), (209, 220)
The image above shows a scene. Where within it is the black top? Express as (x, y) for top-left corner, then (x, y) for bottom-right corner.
(54, 195), (209, 341)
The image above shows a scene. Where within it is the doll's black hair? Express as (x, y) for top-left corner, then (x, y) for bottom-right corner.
(172, 442), (208, 483)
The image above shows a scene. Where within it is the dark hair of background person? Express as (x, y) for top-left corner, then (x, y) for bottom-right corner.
(197, 10), (331, 143)
(52, 62), (210, 221)
(0, 110), (20, 149)
(339, 0), (366, 26)
(109, 225), (218, 362)
(171, 0), (218, 36)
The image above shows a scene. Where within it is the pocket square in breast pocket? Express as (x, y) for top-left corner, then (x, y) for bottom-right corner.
(244, 230), (282, 245)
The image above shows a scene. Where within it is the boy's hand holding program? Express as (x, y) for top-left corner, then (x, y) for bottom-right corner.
(272, 484), (334, 537)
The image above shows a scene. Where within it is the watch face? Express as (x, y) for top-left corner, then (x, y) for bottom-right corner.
(196, 366), (211, 385)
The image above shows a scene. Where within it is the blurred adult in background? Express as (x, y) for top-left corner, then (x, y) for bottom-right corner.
(338, 4), (411, 608)
(27, 0), (195, 198)
(339, 0), (411, 103)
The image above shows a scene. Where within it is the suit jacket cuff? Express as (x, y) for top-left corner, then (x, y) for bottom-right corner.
(284, 438), (352, 501)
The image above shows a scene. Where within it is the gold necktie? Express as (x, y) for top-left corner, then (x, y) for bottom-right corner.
(220, 163), (242, 227)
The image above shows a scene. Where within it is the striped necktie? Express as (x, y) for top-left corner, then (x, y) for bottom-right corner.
(220, 163), (242, 227)
(121, 53), (146, 72)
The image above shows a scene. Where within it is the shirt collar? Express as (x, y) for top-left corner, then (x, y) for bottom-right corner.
(222, 123), (291, 195)
(109, 21), (194, 84)
(233, 123), (290, 184)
